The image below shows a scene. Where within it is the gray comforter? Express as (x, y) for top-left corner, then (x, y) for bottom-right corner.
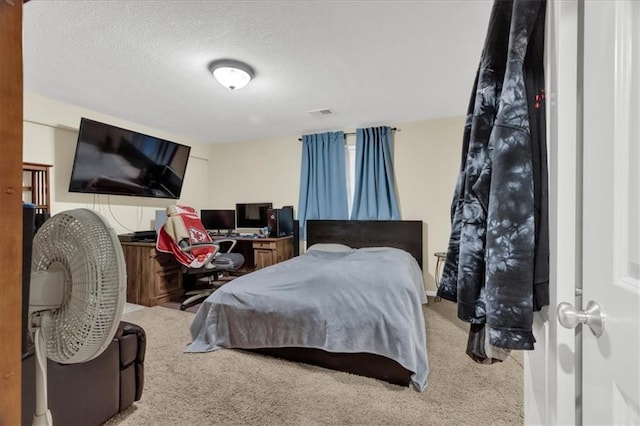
(186, 246), (429, 391)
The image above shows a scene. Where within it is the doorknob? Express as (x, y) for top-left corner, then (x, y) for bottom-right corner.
(557, 300), (605, 337)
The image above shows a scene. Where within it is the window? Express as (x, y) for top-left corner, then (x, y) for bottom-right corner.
(345, 144), (356, 217)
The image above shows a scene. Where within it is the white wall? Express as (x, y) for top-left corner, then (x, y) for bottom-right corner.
(23, 92), (211, 234)
(208, 117), (464, 292)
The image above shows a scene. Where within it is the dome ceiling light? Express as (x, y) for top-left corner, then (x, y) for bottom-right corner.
(209, 59), (254, 91)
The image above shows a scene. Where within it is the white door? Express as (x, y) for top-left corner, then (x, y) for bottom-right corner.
(561, 1), (640, 423)
(525, 1), (640, 424)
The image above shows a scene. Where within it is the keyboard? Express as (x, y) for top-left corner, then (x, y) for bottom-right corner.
(208, 231), (239, 238)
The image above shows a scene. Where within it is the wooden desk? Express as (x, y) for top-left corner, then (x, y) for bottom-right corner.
(252, 236), (294, 269)
(120, 242), (183, 307)
(212, 235), (294, 272)
(120, 237), (293, 307)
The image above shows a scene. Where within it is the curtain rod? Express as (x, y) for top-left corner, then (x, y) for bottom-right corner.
(298, 127), (397, 141)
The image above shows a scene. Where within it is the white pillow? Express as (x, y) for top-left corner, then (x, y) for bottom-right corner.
(357, 246), (402, 253)
(306, 243), (354, 253)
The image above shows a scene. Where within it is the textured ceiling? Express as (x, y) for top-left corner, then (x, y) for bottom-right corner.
(23, 1), (493, 145)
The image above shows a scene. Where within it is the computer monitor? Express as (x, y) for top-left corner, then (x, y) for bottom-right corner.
(200, 209), (236, 235)
(235, 202), (272, 228)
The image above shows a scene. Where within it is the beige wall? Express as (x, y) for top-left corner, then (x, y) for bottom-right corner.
(24, 92), (463, 292)
(394, 118), (463, 291)
(23, 93), (211, 234)
(209, 117), (464, 292)
(207, 135), (302, 210)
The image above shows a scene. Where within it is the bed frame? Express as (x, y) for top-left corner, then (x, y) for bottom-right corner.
(250, 219), (424, 388)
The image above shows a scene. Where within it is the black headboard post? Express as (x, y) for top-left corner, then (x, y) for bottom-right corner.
(293, 219), (300, 256)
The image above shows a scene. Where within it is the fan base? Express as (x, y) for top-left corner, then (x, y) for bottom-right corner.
(32, 410), (53, 426)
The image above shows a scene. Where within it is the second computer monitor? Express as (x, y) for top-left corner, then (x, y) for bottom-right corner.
(200, 209), (236, 235)
(235, 202), (272, 229)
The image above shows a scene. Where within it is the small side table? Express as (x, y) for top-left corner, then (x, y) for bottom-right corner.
(434, 251), (447, 302)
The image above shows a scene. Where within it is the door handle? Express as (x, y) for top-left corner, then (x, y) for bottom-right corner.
(557, 300), (605, 337)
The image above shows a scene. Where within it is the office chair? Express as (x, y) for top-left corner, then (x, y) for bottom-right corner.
(156, 205), (244, 310)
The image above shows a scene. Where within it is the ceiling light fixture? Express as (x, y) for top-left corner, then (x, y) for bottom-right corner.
(209, 59), (254, 90)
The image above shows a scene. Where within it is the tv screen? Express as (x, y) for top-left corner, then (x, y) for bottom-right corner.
(201, 209), (236, 234)
(68, 118), (191, 199)
(236, 202), (272, 228)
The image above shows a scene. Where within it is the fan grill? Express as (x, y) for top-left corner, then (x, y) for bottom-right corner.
(31, 209), (126, 364)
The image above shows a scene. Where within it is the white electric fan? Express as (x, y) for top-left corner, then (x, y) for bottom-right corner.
(28, 209), (127, 426)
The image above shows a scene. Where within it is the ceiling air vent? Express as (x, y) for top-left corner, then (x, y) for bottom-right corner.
(307, 108), (333, 117)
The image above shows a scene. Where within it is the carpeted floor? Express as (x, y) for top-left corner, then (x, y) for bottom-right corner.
(105, 298), (523, 425)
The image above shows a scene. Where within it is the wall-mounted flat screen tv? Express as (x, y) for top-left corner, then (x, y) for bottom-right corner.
(68, 118), (191, 199)
(236, 202), (272, 228)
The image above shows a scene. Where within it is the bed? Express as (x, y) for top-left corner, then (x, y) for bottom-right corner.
(186, 220), (429, 391)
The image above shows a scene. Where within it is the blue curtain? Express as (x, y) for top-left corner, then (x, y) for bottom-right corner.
(350, 126), (400, 220)
(297, 131), (349, 239)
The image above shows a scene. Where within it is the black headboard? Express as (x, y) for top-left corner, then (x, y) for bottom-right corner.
(306, 220), (423, 269)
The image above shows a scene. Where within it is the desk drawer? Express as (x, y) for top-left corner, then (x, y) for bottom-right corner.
(155, 270), (182, 298)
(155, 263), (182, 276)
(154, 252), (179, 269)
(253, 240), (276, 250)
